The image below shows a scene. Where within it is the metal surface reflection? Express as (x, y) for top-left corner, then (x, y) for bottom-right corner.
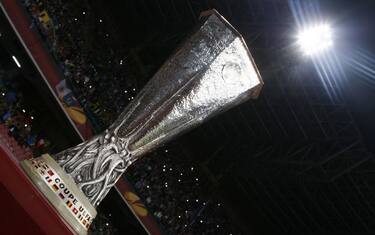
(53, 10), (263, 207)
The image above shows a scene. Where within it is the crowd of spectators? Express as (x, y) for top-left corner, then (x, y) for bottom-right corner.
(22, 0), (241, 234)
(89, 213), (117, 235)
(0, 70), (51, 156)
(23, 0), (137, 132)
(127, 148), (240, 235)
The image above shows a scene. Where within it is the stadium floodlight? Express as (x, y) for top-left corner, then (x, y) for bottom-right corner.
(12, 55), (21, 68)
(297, 23), (333, 55)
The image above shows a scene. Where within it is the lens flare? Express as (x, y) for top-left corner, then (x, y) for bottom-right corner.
(297, 24), (333, 55)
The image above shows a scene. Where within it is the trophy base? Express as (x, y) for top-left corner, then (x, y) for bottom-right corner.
(20, 154), (97, 235)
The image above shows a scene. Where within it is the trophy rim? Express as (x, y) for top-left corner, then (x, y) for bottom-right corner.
(200, 9), (264, 98)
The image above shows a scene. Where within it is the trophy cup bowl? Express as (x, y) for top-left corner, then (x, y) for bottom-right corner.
(20, 10), (263, 234)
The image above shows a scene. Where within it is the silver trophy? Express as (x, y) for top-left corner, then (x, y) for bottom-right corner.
(21, 10), (263, 234)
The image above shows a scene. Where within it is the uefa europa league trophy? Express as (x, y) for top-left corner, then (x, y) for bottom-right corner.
(21, 10), (262, 234)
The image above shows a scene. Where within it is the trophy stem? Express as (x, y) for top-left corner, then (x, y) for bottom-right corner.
(53, 128), (134, 207)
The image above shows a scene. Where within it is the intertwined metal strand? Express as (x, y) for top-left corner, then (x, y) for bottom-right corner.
(53, 129), (131, 206)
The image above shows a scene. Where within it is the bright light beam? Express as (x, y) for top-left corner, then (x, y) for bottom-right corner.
(12, 55), (21, 68)
(344, 49), (375, 86)
(297, 24), (333, 56)
(289, 0), (344, 102)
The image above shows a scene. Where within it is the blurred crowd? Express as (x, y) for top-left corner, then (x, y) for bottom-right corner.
(127, 149), (240, 235)
(23, 0), (137, 131)
(0, 70), (51, 156)
(22, 0), (240, 234)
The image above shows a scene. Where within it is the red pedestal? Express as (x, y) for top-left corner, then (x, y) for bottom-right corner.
(0, 130), (75, 235)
